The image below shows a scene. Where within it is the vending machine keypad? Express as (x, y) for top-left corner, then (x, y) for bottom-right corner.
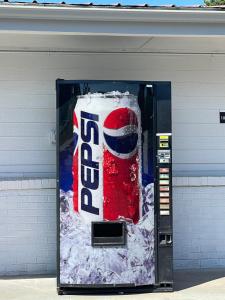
(157, 134), (172, 217)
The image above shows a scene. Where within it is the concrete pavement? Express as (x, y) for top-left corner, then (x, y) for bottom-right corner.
(1, 269), (225, 300)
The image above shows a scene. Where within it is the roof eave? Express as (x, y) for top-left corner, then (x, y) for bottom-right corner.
(1, 4), (225, 23)
(0, 4), (225, 37)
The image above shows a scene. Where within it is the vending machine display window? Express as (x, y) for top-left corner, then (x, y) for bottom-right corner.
(57, 80), (172, 295)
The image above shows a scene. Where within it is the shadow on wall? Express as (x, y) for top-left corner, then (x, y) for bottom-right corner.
(174, 269), (225, 291)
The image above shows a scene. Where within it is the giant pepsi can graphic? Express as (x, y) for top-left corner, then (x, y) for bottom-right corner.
(73, 92), (142, 223)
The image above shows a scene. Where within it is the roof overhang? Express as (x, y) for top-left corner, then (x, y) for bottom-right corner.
(0, 4), (225, 37)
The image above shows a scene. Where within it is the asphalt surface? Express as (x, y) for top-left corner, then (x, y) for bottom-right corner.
(1, 269), (225, 300)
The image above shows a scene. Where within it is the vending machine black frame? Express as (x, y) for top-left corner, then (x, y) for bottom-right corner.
(56, 79), (173, 295)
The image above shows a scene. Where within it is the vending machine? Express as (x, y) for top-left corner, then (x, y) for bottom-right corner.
(56, 80), (173, 294)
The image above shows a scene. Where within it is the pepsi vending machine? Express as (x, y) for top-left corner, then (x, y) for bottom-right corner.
(57, 80), (172, 294)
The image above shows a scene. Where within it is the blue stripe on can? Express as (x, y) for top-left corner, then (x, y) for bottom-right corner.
(104, 133), (138, 154)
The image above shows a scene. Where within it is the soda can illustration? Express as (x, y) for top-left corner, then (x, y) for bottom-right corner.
(72, 92), (142, 224)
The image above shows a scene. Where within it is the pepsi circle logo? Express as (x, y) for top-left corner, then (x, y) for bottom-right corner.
(103, 108), (139, 159)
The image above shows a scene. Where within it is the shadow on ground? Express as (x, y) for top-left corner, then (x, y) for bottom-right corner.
(174, 268), (225, 291)
(1, 269), (225, 293)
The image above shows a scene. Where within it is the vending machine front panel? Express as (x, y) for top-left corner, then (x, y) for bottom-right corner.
(56, 80), (172, 294)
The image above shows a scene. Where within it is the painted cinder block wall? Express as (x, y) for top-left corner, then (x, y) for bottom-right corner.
(0, 52), (225, 274)
(0, 179), (56, 275)
(1, 178), (225, 275)
(173, 178), (225, 269)
(1, 52), (225, 178)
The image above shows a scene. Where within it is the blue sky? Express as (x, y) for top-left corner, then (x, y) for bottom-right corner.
(116, 0), (204, 4)
(138, 0), (204, 4)
(140, 0), (204, 4)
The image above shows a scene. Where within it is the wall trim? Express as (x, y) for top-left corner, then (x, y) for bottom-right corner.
(0, 176), (225, 191)
(173, 177), (225, 187)
(0, 178), (56, 191)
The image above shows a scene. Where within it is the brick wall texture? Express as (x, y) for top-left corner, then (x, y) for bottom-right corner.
(0, 177), (225, 275)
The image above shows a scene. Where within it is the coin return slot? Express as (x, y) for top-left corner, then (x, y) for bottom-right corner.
(159, 233), (172, 246)
(92, 222), (126, 247)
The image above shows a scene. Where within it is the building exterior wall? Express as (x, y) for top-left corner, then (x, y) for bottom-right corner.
(173, 177), (225, 269)
(0, 52), (224, 178)
(0, 52), (225, 274)
(0, 179), (56, 275)
(1, 177), (225, 275)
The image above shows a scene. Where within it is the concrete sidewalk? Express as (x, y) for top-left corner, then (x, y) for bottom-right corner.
(0, 269), (225, 300)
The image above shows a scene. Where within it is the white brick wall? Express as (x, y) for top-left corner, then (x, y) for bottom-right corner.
(173, 177), (225, 269)
(1, 177), (225, 275)
(0, 179), (56, 275)
(0, 52), (224, 177)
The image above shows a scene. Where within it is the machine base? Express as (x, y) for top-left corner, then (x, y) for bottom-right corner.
(57, 283), (173, 295)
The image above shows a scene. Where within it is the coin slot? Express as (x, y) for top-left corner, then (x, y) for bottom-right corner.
(92, 221), (126, 247)
(160, 142), (169, 148)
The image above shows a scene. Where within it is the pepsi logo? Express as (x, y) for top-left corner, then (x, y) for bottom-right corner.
(103, 108), (139, 159)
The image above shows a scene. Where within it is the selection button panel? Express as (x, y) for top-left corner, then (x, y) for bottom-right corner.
(160, 192), (170, 198)
(160, 186), (170, 192)
(159, 180), (170, 185)
(160, 210), (170, 216)
(157, 133), (172, 217)
(160, 198), (170, 204)
(160, 174), (169, 179)
(159, 168), (169, 173)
